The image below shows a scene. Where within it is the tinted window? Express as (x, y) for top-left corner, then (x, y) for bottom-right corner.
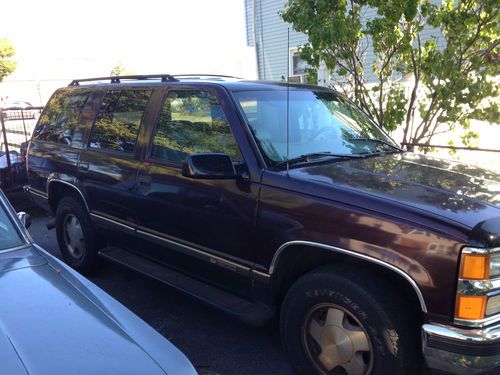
(151, 90), (241, 164)
(33, 89), (89, 145)
(89, 90), (151, 153)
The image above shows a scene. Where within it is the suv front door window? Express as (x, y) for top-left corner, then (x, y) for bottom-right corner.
(151, 89), (241, 163)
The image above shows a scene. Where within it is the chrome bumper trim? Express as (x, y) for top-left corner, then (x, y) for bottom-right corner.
(422, 323), (500, 374)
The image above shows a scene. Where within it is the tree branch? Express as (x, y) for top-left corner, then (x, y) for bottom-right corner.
(404, 29), (421, 145)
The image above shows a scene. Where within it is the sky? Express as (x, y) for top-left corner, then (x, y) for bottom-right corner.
(0, 0), (256, 103)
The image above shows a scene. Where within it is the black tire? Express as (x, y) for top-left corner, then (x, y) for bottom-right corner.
(55, 195), (100, 273)
(280, 265), (421, 375)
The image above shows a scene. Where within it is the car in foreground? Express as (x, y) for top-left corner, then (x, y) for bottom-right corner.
(0, 189), (196, 375)
(27, 74), (500, 374)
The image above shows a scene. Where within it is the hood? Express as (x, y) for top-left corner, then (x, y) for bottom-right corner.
(289, 152), (500, 229)
(0, 246), (187, 375)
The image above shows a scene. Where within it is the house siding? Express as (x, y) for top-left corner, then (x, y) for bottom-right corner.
(246, 0), (445, 84)
(245, 0), (308, 80)
(244, 0), (255, 47)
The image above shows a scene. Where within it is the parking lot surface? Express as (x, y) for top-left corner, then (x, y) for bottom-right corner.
(12, 195), (293, 375)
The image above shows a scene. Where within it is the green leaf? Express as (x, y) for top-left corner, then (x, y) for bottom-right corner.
(281, 0), (499, 145)
(0, 38), (17, 82)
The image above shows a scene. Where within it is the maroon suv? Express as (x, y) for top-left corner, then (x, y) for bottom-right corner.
(27, 75), (500, 374)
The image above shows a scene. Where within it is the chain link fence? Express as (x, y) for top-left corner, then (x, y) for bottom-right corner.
(0, 107), (43, 192)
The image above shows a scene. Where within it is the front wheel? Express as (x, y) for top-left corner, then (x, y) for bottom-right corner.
(55, 196), (100, 273)
(280, 265), (421, 375)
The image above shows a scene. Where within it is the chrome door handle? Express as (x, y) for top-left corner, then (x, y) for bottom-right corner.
(78, 161), (89, 170)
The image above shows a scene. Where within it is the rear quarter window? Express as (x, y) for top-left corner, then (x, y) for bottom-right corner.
(33, 89), (90, 146)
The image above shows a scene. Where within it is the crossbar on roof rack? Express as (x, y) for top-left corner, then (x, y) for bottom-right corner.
(68, 74), (179, 86)
(172, 74), (242, 79)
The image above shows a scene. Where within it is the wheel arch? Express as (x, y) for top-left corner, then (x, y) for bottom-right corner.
(47, 179), (89, 213)
(270, 241), (427, 314)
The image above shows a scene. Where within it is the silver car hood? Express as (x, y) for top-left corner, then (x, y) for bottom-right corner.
(0, 246), (195, 375)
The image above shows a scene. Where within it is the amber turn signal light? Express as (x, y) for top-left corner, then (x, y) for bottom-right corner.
(459, 254), (490, 280)
(455, 295), (487, 320)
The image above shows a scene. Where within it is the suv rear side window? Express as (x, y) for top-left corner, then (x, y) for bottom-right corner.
(89, 89), (151, 153)
(151, 89), (241, 164)
(33, 89), (89, 145)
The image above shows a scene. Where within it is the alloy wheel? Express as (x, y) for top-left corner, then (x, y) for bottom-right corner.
(302, 303), (373, 375)
(63, 214), (85, 259)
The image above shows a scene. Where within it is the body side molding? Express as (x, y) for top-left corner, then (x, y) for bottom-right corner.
(270, 240), (428, 313)
(28, 187), (48, 199)
(88, 211), (253, 276)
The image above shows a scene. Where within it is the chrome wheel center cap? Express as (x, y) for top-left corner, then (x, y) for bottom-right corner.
(304, 304), (372, 374)
(319, 325), (353, 366)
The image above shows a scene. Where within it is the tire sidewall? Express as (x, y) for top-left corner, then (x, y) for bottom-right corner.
(55, 196), (97, 271)
(281, 271), (413, 375)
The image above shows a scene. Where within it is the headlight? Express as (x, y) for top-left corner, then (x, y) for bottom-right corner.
(490, 252), (500, 279)
(486, 294), (500, 316)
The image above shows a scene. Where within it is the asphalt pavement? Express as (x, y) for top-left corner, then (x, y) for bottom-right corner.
(10, 193), (293, 375)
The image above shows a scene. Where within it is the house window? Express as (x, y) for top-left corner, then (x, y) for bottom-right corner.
(289, 49), (309, 83)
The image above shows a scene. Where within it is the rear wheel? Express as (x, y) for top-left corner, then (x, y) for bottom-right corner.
(280, 265), (421, 375)
(56, 196), (100, 273)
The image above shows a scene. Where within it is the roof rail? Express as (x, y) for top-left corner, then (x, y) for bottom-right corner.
(68, 74), (179, 86)
(173, 74), (242, 80)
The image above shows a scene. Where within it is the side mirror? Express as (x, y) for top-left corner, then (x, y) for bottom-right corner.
(17, 211), (32, 229)
(182, 153), (236, 179)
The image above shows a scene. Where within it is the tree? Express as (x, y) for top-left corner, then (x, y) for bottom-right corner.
(110, 61), (133, 76)
(110, 61), (125, 76)
(0, 38), (17, 82)
(281, 0), (499, 148)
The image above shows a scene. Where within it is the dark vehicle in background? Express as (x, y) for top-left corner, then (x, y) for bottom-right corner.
(1, 101), (39, 120)
(0, 189), (196, 375)
(27, 75), (500, 375)
(0, 150), (26, 190)
(1, 100), (33, 110)
(0, 99), (41, 192)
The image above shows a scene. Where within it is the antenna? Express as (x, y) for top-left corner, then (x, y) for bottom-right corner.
(286, 28), (290, 176)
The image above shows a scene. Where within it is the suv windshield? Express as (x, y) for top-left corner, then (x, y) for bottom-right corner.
(0, 198), (25, 250)
(232, 89), (401, 166)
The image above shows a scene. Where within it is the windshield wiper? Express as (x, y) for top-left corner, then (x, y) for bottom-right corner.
(348, 138), (404, 152)
(273, 152), (365, 169)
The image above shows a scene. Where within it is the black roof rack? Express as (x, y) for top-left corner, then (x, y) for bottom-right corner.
(172, 74), (242, 80)
(68, 74), (244, 87)
(68, 74), (179, 86)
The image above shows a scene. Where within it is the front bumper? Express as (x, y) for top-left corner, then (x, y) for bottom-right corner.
(422, 323), (500, 374)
